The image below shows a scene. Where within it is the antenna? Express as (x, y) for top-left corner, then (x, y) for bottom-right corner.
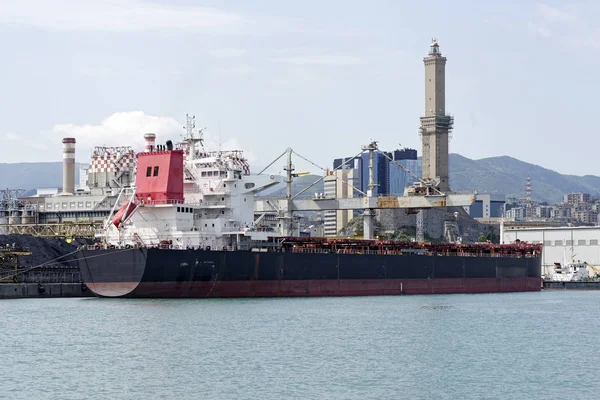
(183, 113), (196, 138)
(526, 175), (532, 219)
(182, 113), (206, 161)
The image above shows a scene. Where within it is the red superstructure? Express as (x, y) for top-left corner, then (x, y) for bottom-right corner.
(135, 149), (184, 204)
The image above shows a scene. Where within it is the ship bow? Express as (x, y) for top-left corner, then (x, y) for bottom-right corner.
(78, 248), (147, 297)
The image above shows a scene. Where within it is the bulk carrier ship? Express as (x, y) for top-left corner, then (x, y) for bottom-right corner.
(77, 129), (542, 298)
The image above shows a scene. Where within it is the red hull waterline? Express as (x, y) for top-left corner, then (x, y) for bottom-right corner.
(87, 278), (543, 298)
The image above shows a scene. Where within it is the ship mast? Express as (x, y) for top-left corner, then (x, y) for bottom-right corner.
(183, 114), (205, 161)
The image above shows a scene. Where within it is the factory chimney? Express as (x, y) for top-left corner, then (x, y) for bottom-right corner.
(62, 138), (76, 195)
(144, 133), (156, 152)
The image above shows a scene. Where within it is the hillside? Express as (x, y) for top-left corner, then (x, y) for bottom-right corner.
(0, 162), (84, 193)
(1, 155), (598, 204)
(449, 154), (600, 204)
(258, 174), (325, 198)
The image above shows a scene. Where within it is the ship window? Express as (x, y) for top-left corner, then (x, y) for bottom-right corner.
(244, 198), (246, 202)
(212, 223), (214, 227)
(591, 240), (599, 245)
(223, 184), (226, 187)
(222, 197), (224, 201)
(221, 211), (225, 214)
(207, 171), (212, 177)
(245, 183), (255, 189)
(566, 240), (573, 246)
(205, 224), (207, 227)
(177, 207), (181, 212)
(86, 201), (91, 207)
(578, 240), (586, 246)
(554, 240), (562, 246)
(543, 241), (551, 246)
(153, 166), (159, 176)
(201, 171), (207, 177)
(146, 166), (152, 177)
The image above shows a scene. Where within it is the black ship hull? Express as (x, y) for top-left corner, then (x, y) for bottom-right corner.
(78, 248), (542, 298)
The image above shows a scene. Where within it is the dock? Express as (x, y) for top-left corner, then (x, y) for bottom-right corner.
(543, 281), (600, 290)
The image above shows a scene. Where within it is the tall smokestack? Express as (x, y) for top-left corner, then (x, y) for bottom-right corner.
(62, 138), (76, 195)
(144, 133), (156, 152)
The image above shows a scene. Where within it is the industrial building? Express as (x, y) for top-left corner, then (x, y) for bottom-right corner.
(332, 148), (419, 197)
(503, 226), (600, 276)
(388, 159), (421, 196)
(22, 141), (137, 225)
(323, 169), (359, 236)
(1, 135), (143, 237)
(466, 194), (505, 219)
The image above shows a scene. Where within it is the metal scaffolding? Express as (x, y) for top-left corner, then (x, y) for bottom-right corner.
(0, 222), (101, 238)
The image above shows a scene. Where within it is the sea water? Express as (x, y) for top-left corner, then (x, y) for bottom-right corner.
(1, 291), (599, 399)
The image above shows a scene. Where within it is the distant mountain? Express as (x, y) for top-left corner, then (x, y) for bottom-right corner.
(2, 156), (598, 204)
(449, 154), (600, 204)
(257, 175), (325, 198)
(0, 162), (84, 193)
(262, 156), (600, 204)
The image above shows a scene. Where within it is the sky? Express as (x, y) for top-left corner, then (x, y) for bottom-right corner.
(0, 0), (597, 176)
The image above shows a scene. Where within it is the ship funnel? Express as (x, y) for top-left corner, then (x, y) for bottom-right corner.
(144, 133), (156, 152)
(62, 138), (76, 195)
(166, 140), (173, 151)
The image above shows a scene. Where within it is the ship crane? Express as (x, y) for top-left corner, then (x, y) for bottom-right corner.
(255, 141), (476, 239)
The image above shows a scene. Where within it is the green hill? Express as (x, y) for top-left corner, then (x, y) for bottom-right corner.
(449, 154), (600, 204)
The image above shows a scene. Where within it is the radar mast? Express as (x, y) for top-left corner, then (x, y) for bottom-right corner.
(183, 114), (206, 161)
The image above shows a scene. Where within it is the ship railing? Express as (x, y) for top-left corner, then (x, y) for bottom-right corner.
(279, 247), (536, 258)
(200, 201), (229, 207)
(137, 199), (185, 206)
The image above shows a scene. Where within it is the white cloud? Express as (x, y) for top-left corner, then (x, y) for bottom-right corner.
(208, 48), (247, 58)
(537, 3), (576, 23)
(1, 112), (257, 166)
(51, 112), (182, 154)
(529, 3), (578, 39)
(273, 55), (364, 66)
(0, 0), (246, 33)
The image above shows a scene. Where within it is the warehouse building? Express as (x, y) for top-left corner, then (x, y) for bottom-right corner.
(502, 226), (600, 276)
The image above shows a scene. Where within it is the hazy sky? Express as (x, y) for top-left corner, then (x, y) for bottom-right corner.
(0, 1), (596, 176)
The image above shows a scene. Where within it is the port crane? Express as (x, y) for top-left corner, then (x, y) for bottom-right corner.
(255, 140), (475, 239)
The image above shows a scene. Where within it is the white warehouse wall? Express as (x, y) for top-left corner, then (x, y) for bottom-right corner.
(503, 226), (600, 276)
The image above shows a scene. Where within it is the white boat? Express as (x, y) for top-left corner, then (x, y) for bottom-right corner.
(550, 248), (600, 281)
(551, 260), (591, 282)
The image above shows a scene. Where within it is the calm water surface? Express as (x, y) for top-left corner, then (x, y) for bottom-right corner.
(1, 291), (599, 399)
